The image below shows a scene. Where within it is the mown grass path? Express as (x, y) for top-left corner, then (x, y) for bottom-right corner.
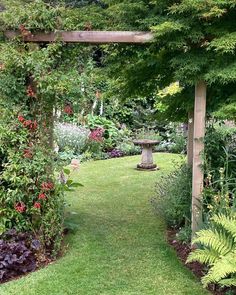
(0, 154), (209, 295)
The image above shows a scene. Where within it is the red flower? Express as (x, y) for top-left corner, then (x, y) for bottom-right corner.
(23, 149), (33, 159)
(41, 182), (54, 191)
(15, 202), (26, 213)
(34, 202), (41, 209)
(64, 105), (73, 115)
(38, 193), (46, 200)
(22, 119), (37, 131)
(27, 85), (36, 98)
(23, 120), (32, 128)
(18, 115), (25, 123)
(19, 24), (32, 38)
(31, 120), (38, 130)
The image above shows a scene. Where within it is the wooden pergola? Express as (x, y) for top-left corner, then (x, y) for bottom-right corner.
(5, 30), (206, 237)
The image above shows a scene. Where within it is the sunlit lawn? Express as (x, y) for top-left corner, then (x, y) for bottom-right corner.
(0, 153), (209, 295)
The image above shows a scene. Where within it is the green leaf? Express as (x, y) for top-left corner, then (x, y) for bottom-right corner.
(63, 168), (71, 175)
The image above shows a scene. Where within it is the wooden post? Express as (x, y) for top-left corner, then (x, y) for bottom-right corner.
(191, 81), (207, 239)
(187, 111), (194, 166)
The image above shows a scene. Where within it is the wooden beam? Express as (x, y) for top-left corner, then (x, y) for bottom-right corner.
(191, 81), (207, 239)
(4, 31), (153, 44)
(187, 111), (194, 166)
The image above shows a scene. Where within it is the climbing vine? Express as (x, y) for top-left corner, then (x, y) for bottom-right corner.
(0, 1), (92, 256)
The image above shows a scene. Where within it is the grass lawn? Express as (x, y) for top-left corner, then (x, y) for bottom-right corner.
(0, 153), (209, 295)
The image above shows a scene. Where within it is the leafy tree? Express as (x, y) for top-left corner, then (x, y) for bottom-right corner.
(97, 0), (236, 121)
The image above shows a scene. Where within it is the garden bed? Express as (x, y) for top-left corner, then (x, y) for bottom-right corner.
(167, 229), (234, 295)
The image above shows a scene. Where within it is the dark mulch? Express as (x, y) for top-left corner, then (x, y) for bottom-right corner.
(167, 229), (233, 295)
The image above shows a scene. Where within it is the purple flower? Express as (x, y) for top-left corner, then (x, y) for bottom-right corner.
(108, 149), (124, 158)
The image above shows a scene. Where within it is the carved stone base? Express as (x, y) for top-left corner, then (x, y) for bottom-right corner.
(136, 163), (159, 171)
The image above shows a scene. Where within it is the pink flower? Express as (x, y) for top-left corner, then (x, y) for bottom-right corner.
(38, 193), (46, 200)
(71, 159), (80, 171)
(89, 128), (104, 142)
(64, 105), (73, 115)
(34, 202), (41, 209)
(18, 115), (25, 123)
(41, 182), (54, 191)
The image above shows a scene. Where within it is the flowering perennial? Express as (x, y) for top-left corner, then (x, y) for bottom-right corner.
(89, 128), (104, 142)
(14, 202), (26, 213)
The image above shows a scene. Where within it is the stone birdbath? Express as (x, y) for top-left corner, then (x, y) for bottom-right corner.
(133, 139), (160, 171)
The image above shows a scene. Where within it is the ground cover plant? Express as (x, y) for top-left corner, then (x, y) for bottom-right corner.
(0, 230), (40, 283)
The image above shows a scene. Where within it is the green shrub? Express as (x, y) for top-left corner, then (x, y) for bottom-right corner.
(204, 123), (236, 182)
(116, 142), (141, 156)
(203, 164), (236, 223)
(0, 108), (65, 255)
(203, 123), (236, 223)
(134, 128), (162, 141)
(86, 115), (120, 150)
(151, 163), (192, 227)
(58, 149), (78, 164)
(168, 133), (186, 154)
(176, 226), (192, 244)
(187, 213), (236, 288)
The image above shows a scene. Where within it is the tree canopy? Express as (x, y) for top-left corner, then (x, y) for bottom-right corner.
(0, 0), (235, 123)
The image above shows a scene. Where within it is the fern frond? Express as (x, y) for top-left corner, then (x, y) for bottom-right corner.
(202, 251), (236, 287)
(193, 229), (233, 256)
(212, 214), (236, 241)
(219, 277), (236, 287)
(188, 214), (236, 288)
(187, 248), (219, 265)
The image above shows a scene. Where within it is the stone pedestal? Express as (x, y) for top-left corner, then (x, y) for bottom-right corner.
(133, 139), (160, 171)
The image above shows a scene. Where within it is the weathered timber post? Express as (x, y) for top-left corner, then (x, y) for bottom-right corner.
(187, 111), (194, 167)
(191, 81), (207, 239)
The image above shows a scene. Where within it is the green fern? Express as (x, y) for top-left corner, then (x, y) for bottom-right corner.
(187, 248), (219, 265)
(187, 213), (236, 288)
(218, 277), (236, 287)
(192, 228), (234, 256)
(202, 252), (236, 286)
(212, 214), (236, 241)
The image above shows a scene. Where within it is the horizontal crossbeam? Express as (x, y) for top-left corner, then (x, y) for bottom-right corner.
(5, 31), (154, 44)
